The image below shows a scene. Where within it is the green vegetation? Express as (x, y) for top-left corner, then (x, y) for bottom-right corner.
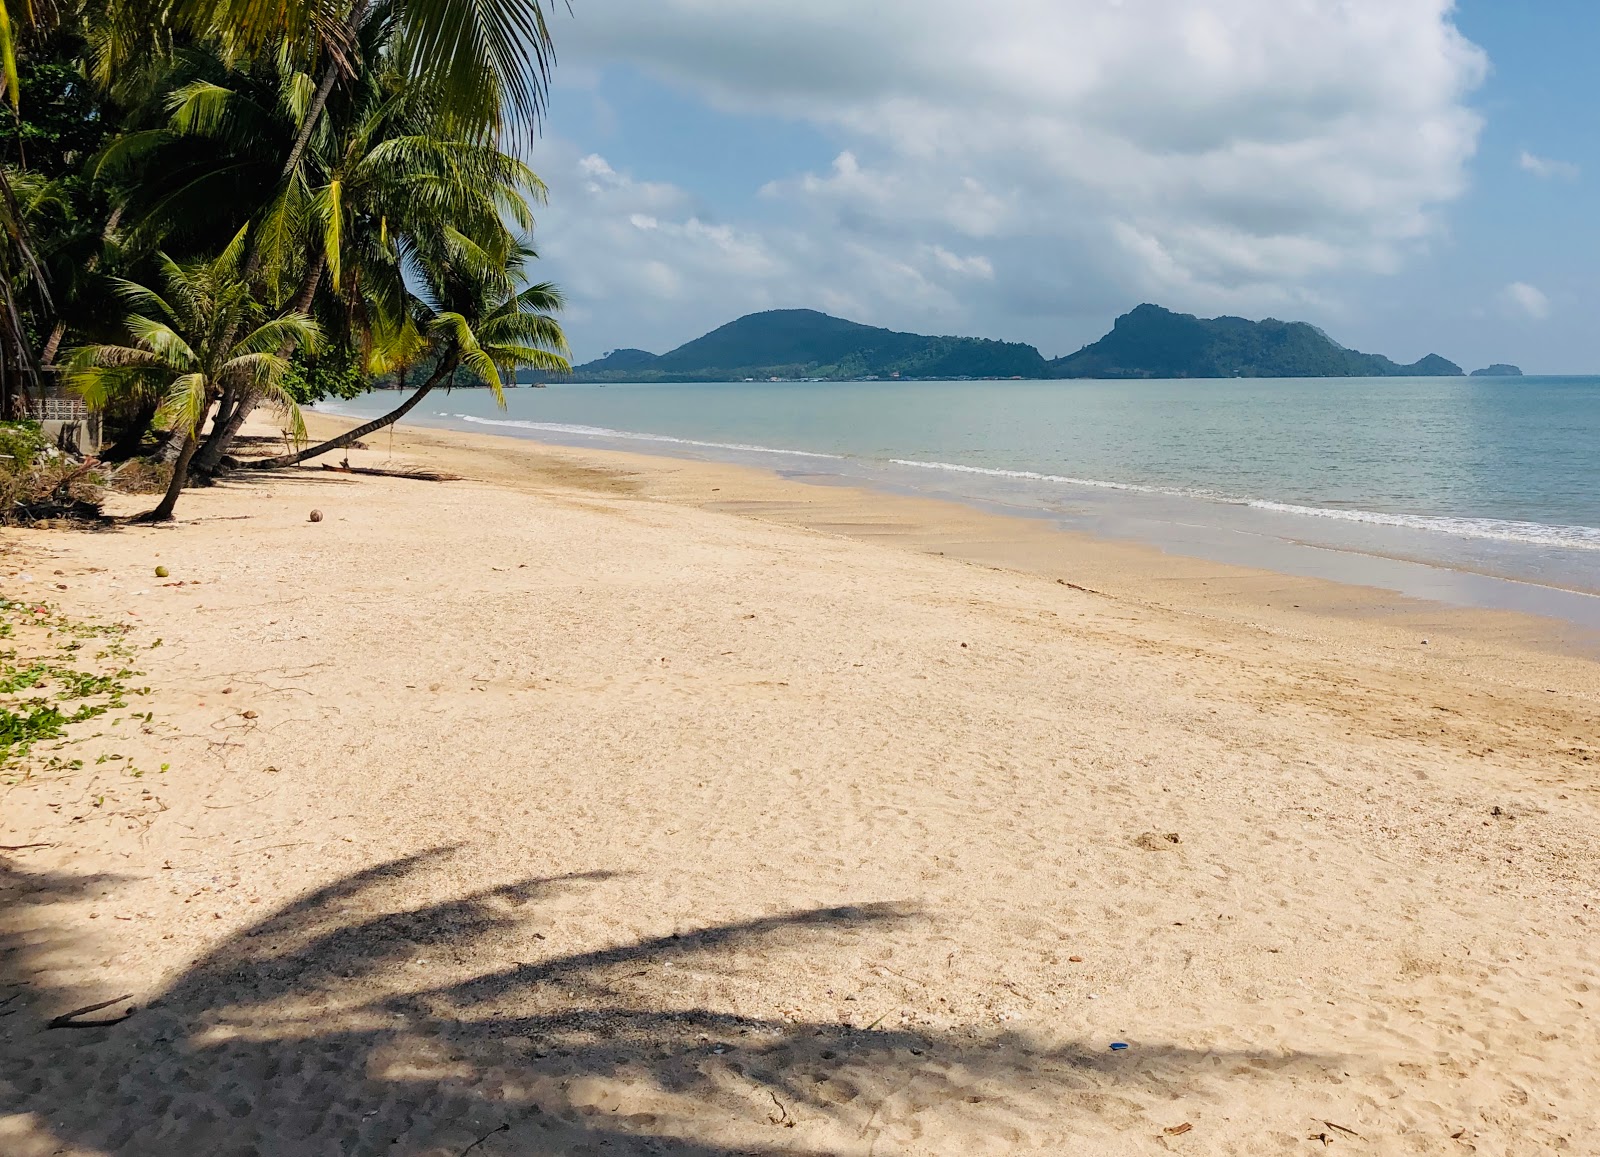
(1047, 304), (1464, 379)
(565, 305), (1470, 383)
(0, 596), (143, 775)
(564, 309), (1050, 382)
(2, 0), (570, 519)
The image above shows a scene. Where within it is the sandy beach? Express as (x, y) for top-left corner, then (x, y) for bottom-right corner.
(2, 414), (1597, 1156)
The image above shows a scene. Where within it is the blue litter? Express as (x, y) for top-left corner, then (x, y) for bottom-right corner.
(1109, 1042), (1130, 1051)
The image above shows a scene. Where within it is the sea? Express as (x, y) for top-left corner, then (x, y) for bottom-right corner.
(317, 376), (1600, 630)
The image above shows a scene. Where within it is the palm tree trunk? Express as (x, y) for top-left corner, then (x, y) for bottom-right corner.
(102, 397), (160, 462)
(141, 431), (201, 522)
(244, 354), (457, 470)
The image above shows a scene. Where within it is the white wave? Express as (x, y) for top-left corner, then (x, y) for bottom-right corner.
(1244, 500), (1600, 552)
(890, 458), (1600, 552)
(452, 415), (845, 459)
(888, 458), (1180, 496)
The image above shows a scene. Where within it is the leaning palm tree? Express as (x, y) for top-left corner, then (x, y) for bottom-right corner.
(65, 230), (319, 519)
(246, 243), (566, 469)
(161, 33), (547, 474)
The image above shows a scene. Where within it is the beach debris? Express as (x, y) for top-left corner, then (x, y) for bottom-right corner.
(1068, 955), (1084, 962)
(1322, 1121), (1361, 1139)
(242, 709), (259, 719)
(1109, 1041), (1129, 1051)
(1164, 1123), (1194, 1136)
(1134, 831), (1182, 850)
(322, 463), (462, 482)
(458, 1123), (509, 1156)
(768, 1091), (795, 1127)
(46, 993), (137, 1029)
(154, 566), (169, 578)
(308, 509), (324, 522)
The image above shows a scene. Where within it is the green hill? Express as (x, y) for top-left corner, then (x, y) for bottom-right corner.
(563, 310), (1049, 382)
(1047, 305), (1463, 378)
(558, 304), (1467, 382)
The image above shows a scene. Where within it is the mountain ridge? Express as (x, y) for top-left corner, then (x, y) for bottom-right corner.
(553, 305), (1468, 382)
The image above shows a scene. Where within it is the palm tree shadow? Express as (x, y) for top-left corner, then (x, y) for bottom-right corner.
(1, 849), (1337, 1155)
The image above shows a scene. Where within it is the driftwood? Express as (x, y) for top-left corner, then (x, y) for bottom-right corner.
(319, 463), (463, 482)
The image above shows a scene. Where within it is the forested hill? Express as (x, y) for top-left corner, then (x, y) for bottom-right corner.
(1047, 304), (1463, 378)
(556, 305), (1466, 382)
(562, 310), (1050, 381)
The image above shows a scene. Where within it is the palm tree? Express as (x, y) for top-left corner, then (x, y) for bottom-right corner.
(170, 33), (547, 473)
(64, 230), (319, 519)
(246, 243), (566, 469)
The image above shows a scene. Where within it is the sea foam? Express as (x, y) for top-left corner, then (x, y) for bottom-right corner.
(889, 458), (1600, 552)
(453, 415), (845, 460)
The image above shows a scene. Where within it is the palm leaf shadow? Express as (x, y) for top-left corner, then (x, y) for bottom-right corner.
(1, 847), (1336, 1154)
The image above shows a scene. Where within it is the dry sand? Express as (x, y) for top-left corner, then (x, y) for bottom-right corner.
(1, 414), (1598, 1156)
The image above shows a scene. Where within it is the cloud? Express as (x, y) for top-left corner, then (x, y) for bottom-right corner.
(529, 144), (1006, 356)
(1499, 281), (1550, 321)
(538, 1), (1488, 355)
(1518, 151), (1578, 180)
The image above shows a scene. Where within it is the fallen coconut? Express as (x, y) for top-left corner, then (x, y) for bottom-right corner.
(309, 509), (323, 523)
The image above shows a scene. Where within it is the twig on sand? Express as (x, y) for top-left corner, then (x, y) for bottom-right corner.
(1322, 1121), (1362, 1138)
(46, 994), (136, 1029)
(458, 1123), (509, 1155)
(0, 843), (55, 851)
(202, 789), (278, 810)
(768, 1090), (795, 1127)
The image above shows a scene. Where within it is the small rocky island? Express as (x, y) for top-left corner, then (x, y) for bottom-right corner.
(1470, 364), (1523, 377)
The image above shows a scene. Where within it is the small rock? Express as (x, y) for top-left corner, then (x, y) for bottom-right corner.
(308, 510), (323, 523)
(154, 566), (169, 578)
(242, 710), (259, 720)
(1068, 955), (1084, 963)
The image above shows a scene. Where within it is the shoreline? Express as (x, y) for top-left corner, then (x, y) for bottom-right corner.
(1, 413), (1597, 1153)
(304, 409), (1600, 660)
(318, 397), (1600, 625)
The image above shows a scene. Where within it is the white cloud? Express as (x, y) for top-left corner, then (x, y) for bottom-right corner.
(535, 2), (1488, 355)
(1518, 151), (1579, 180)
(529, 144), (1002, 354)
(1500, 281), (1550, 321)
(563, 1), (1483, 294)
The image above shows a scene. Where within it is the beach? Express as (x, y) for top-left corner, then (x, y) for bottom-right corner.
(2, 414), (1597, 1155)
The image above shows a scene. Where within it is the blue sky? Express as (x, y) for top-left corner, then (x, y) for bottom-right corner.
(527, 1), (1593, 373)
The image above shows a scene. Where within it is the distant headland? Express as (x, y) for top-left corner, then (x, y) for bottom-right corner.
(1470, 364), (1523, 377)
(551, 305), (1490, 383)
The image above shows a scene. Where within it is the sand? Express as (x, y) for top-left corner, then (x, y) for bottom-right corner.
(1, 414), (1597, 1156)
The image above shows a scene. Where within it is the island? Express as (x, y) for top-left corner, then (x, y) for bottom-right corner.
(1470, 364), (1523, 377)
(549, 305), (1464, 383)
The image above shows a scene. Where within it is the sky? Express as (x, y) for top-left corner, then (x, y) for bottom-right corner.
(523, 1), (1598, 373)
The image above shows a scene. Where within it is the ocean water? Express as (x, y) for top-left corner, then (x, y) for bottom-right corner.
(319, 376), (1600, 626)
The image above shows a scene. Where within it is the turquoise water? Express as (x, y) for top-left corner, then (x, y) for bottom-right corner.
(321, 377), (1600, 623)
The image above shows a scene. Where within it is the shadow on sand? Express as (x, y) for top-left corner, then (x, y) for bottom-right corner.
(1, 848), (1334, 1154)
